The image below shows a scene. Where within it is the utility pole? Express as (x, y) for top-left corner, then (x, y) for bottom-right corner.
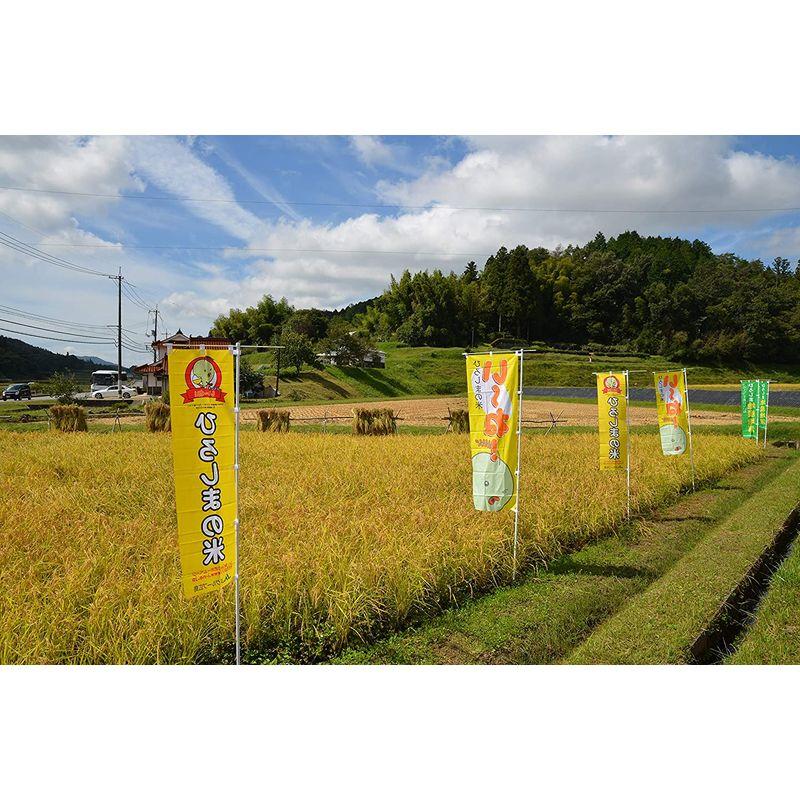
(109, 267), (123, 398)
(150, 306), (159, 363)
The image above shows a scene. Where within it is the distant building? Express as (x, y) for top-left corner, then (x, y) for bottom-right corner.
(316, 348), (386, 368)
(132, 330), (231, 396)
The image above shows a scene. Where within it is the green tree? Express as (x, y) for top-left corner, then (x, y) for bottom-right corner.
(284, 308), (330, 341)
(238, 359), (264, 395)
(462, 260), (479, 283)
(279, 331), (319, 375)
(209, 294), (294, 344)
(46, 370), (81, 403)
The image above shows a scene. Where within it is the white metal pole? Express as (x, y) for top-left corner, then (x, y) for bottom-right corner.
(763, 380), (770, 448)
(512, 349), (524, 579)
(234, 342), (241, 666)
(625, 370), (631, 519)
(683, 367), (696, 492)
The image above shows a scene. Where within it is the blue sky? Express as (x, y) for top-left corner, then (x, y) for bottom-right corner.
(1, 135), (800, 363)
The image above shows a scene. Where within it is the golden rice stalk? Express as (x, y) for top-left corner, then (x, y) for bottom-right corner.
(0, 429), (761, 663)
(449, 409), (469, 433)
(352, 407), (396, 435)
(144, 401), (171, 432)
(49, 404), (88, 432)
(256, 409), (290, 432)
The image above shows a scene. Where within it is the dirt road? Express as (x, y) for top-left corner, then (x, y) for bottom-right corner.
(240, 396), (791, 428)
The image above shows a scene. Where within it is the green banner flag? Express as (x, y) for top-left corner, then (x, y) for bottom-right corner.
(741, 380), (759, 439)
(758, 380), (769, 433)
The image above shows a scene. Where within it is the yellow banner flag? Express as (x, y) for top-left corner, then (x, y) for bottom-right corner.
(466, 353), (520, 511)
(596, 372), (628, 470)
(654, 370), (689, 456)
(168, 347), (237, 598)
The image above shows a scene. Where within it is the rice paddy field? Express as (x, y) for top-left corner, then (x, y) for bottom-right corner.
(0, 428), (761, 664)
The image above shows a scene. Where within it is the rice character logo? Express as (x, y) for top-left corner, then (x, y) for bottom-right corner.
(602, 375), (621, 394)
(181, 355), (227, 403)
(472, 451), (514, 511)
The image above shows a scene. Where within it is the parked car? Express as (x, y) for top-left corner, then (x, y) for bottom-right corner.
(91, 385), (137, 400)
(2, 383), (32, 401)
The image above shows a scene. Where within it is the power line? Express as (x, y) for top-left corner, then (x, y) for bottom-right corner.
(2, 183), (800, 215)
(36, 242), (497, 258)
(123, 281), (157, 308)
(0, 326), (115, 344)
(0, 303), (141, 335)
(0, 316), (116, 341)
(0, 208), (50, 238)
(0, 229), (114, 277)
(120, 282), (150, 310)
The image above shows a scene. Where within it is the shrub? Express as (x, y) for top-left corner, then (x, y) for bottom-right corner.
(449, 409), (469, 433)
(145, 401), (171, 432)
(352, 407), (396, 436)
(256, 409), (290, 432)
(49, 404), (88, 432)
(46, 371), (81, 404)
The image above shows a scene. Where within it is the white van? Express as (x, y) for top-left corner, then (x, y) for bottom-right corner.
(90, 369), (131, 394)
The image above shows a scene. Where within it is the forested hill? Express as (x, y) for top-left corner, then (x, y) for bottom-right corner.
(0, 336), (94, 380)
(209, 231), (800, 365)
(359, 232), (800, 362)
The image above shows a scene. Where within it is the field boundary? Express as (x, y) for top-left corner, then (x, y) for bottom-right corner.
(689, 503), (800, 664)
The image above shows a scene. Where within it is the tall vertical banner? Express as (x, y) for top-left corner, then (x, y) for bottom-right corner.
(466, 353), (520, 512)
(169, 347), (237, 598)
(758, 380), (769, 438)
(654, 371), (689, 456)
(741, 379), (759, 439)
(596, 372), (628, 470)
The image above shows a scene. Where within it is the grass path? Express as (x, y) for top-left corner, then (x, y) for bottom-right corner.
(335, 453), (786, 665)
(567, 453), (800, 664)
(727, 531), (800, 664)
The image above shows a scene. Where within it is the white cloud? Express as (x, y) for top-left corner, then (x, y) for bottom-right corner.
(4, 135), (800, 362)
(126, 137), (267, 241)
(0, 136), (140, 233)
(229, 136), (800, 310)
(349, 136), (399, 169)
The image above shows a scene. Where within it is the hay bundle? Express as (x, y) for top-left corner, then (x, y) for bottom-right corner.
(449, 409), (469, 433)
(50, 404), (88, 432)
(145, 401), (171, 432)
(256, 408), (290, 432)
(352, 407), (396, 436)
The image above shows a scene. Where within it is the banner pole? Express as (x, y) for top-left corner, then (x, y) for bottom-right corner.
(512, 349), (524, 580)
(625, 370), (631, 519)
(683, 367), (696, 492)
(763, 380), (770, 448)
(234, 341), (241, 666)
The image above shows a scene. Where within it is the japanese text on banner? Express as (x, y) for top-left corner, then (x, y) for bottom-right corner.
(169, 347), (236, 599)
(596, 372), (628, 470)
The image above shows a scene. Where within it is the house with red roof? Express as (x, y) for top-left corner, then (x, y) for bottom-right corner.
(132, 329), (231, 396)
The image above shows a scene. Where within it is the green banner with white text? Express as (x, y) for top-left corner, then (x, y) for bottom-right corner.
(741, 380), (768, 439)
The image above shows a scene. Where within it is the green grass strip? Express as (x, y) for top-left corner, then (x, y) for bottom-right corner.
(567, 454), (800, 664)
(335, 455), (783, 665)
(727, 534), (800, 664)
